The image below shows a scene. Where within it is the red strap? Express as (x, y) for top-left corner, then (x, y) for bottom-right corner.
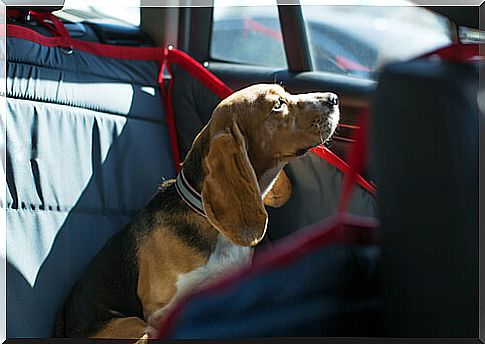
(419, 42), (482, 63)
(159, 48), (235, 171)
(159, 47), (182, 172)
(165, 47), (233, 99)
(337, 109), (370, 213)
(311, 144), (376, 198)
(29, 11), (72, 48)
(7, 23), (163, 60)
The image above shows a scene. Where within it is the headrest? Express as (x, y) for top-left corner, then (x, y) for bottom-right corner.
(5, 0), (64, 13)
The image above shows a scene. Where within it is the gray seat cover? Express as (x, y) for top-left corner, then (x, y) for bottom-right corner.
(6, 37), (175, 337)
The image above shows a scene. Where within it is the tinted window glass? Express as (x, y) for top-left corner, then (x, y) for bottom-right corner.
(301, 3), (452, 79)
(211, 3), (286, 67)
(211, 2), (452, 80)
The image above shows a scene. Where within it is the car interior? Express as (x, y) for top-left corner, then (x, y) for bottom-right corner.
(3, 0), (482, 340)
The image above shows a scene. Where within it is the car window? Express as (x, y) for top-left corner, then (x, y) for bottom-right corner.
(301, 2), (452, 79)
(211, 1), (452, 80)
(211, 1), (287, 68)
(55, 0), (141, 27)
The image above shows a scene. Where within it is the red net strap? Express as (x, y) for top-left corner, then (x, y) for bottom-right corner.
(159, 47), (182, 172)
(337, 108), (370, 213)
(165, 47), (233, 99)
(311, 144), (376, 197)
(419, 42), (482, 63)
(29, 11), (72, 48)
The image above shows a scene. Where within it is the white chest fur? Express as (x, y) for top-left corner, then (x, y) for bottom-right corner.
(150, 234), (253, 322)
(176, 234), (253, 295)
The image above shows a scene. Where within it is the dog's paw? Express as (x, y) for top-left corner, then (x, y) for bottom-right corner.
(143, 324), (160, 340)
(144, 306), (170, 339)
(148, 306), (168, 325)
(134, 333), (149, 344)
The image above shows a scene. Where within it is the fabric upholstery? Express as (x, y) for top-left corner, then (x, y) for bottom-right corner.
(6, 36), (175, 337)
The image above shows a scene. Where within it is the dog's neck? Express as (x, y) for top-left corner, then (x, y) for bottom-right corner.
(174, 130), (283, 250)
(181, 131), (284, 200)
(180, 132), (211, 194)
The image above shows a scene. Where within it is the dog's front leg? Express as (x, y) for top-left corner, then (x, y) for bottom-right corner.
(142, 267), (211, 339)
(144, 303), (174, 339)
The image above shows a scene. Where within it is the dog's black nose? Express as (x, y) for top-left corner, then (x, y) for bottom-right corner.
(326, 94), (339, 107)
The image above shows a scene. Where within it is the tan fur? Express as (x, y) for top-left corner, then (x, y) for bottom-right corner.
(263, 170), (292, 208)
(137, 222), (216, 319)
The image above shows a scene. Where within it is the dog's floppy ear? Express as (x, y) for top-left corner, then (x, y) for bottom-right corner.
(202, 124), (268, 247)
(263, 170), (292, 208)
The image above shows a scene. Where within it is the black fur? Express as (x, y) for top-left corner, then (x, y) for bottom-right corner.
(53, 221), (143, 337)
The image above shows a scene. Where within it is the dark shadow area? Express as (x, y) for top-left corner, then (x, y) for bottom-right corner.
(372, 59), (479, 337)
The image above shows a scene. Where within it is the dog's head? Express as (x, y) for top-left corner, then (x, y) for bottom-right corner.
(196, 84), (340, 246)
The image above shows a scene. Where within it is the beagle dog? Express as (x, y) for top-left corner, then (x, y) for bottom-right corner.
(53, 84), (339, 339)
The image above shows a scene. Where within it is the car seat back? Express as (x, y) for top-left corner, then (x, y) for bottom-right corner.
(6, 17), (175, 337)
(371, 47), (479, 336)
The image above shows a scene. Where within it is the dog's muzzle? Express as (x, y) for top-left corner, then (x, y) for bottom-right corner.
(315, 94), (340, 144)
(325, 93), (339, 108)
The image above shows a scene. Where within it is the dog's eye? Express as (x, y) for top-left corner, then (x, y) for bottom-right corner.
(272, 97), (287, 113)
